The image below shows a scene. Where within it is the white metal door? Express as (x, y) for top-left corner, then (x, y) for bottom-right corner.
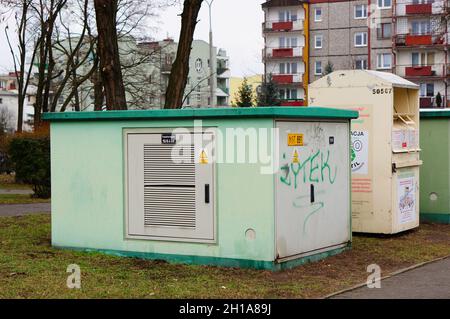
(275, 121), (351, 259)
(126, 130), (215, 242)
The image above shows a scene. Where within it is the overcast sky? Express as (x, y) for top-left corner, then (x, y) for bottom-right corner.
(0, 1), (265, 77)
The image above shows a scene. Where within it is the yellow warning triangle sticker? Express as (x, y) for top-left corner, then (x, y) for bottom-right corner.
(200, 150), (209, 164)
(292, 149), (300, 164)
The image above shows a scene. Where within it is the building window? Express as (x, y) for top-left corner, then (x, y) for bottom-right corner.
(411, 20), (431, 35)
(420, 83), (434, 97)
(377, 0), (392, 9)
(315, 35), (323, 49)
(377, 53), (392, 69)
(279, 10), (297, 22)
(354, 32), (368, 47)
(314, 8), (322, 22)
(377, 23), (392, 39)
(412, 52), (435, 66)
(355, 59), (368, 70)
(0, 98), (2, 104)
(279, 62), (298, 74)
(279, 89), (298, 100)
(315, 61), (323, 75)
(279, 37), (298, 48)
(354, 5), (367, 19)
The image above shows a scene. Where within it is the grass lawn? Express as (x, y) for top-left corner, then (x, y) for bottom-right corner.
(0, 194), (50, 205)
(1, 214), (450, 299)
(0, 174), (32, 191)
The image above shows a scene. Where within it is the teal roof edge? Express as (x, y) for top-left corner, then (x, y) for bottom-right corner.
(420, 109), (450, 118)
(42, 107), (358, 122)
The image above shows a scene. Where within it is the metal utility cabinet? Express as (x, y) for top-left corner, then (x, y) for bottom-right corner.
(44, 107), (357, 270)
(420, 110), (450, 224)
(309, 70), (421, 234)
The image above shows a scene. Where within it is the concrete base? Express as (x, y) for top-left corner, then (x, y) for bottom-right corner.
(420, 213), (450, 224)
(54, 244), (351, 271)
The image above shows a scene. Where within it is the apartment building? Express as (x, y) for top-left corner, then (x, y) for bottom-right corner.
(393, 0), (449, 108)
(0, 73), (34, 132)
(48, 37), (230, 111)
(309, 0), (393, 82)
(262, 0), (309, 106)
(123, 38), (231, 109)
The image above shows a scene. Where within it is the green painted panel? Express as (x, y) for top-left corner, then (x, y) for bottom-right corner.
(43, 107), (358, 122)
(420, 118), (450, 216)
(50, 118), (276, 262)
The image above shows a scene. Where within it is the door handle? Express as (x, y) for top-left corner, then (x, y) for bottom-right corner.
(205, 184), (210, 204)
(310, 184), (315, 203)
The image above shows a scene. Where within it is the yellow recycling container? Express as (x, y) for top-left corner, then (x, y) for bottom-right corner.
(309, 70), (421, 234)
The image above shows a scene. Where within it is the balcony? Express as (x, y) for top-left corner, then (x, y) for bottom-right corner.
(263, 47), (302, 61)
(263, 20), (303, 33)
(420, 97), (434, 108)
(272, 74), (302, 84)
(405, 3), (432, 14)
(398, 64), (446, 78)
(406, 34), (432, 45)
(280, 100), (304, 107)
(405, 65), (433, 76)
(395, 33), (446, 47)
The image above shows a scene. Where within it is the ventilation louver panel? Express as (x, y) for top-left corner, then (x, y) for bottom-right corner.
(144, 144), (195, 186)
(144, 187), (196, 228)
(143, 143), (196, 229)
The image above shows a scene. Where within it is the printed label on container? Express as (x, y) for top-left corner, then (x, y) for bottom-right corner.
(398, 174), (416, 224)
(351, 131), (369, 175)
(288, 134), (304, 146)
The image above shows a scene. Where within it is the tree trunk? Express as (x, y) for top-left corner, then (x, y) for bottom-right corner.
(164, 0), (203, 109)
(94, 0), (127, 110)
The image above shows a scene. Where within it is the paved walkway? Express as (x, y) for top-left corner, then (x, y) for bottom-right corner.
(331, 257), (450, 299)
(0, 203), (51, 217)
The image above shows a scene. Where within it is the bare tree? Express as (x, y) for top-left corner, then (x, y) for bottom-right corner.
(3, 0), (38, 132)
(93, 0), (127, 110)
(165, 0), (203, 109)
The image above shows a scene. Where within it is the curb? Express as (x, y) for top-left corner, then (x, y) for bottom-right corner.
(323, 254), (450, 299)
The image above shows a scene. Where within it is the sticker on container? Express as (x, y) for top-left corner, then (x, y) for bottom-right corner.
(292, 149), (300, 164)
(398, 175), (416, 224)
(288, 134), (304, 146)
(351, 131), (369, 175)
(199, 150), (208, 164)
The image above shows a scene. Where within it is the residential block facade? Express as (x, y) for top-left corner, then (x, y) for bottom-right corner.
(262, 0), (309, 106)
(263, 0), (450, 108)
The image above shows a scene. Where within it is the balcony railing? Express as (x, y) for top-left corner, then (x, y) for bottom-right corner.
(280, 99), (304, 107)
(262, 20), (303, 32)
(395, 33), (446, 47)
(397, 64), (447, 78)
(405, 3), (432, 14)
(272, 74), (302, 84)
(396, 1), (447, 16)
(263, 47), (303, 60)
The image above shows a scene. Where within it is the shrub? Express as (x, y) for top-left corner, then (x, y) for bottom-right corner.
(8, 134), (51, 198)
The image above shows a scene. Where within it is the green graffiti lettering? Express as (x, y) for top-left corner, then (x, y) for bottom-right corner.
(309, 150), (320, 183)
(280, 164), (291, 186)
(291, 156), (310, 189)
(321, 150), (337, 184)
